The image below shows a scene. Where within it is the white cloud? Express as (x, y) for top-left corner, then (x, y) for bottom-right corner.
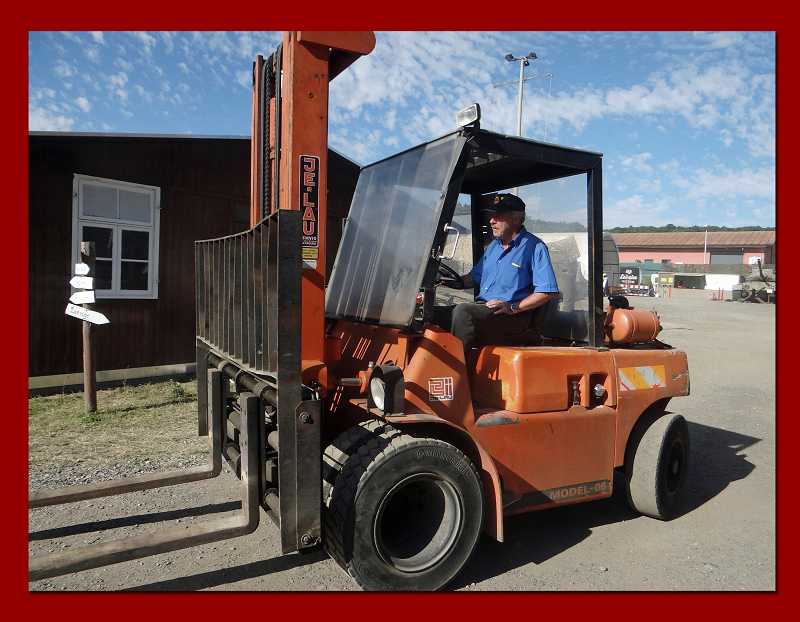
(29, 106), (74, 131)
(605, 195), (674, 228)
(109, 72), (128, 88)
(115, 57), (133, 72)
(30, 87), (56, 104)
(54, 59), (76, 78)
(60, 32), (82, 45)
(620, 152), (653, 173)
(160, 32), (175, 53)
(329, 32), (774, 162)
(691, 31), (745, 50)
(85, 45), (101, 63)
(236, 70), (250, 89)
(89, 31), (104, 45)
(134, 84), (153, 103)
(130, 31), (157, 55)
(108, 71), (128, 102)
(673, 167), (775, 201)
(177, 62), (189, 75)
(75, 96), (91, 112)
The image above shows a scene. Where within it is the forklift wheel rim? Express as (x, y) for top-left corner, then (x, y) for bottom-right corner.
(664, 437), (686, 495)
(373, 472), (463, 574)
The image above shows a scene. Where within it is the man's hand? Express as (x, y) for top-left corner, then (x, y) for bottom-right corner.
(485, 299), (513, 315)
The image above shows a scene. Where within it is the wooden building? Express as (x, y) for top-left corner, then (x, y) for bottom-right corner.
(29, 132), (359, 388)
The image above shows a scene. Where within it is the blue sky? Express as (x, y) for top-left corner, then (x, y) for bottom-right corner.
(29, 31), (775, 228)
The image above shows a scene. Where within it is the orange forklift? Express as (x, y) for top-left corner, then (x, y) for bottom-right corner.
(28, 31), (690, 591)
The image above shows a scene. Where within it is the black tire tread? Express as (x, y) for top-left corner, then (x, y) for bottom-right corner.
(322, 419), (392, 505)
(626, 414), (689, 520)
(323, 421), (480, 585)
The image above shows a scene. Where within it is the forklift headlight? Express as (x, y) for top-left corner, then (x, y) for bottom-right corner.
(456, 103), (481, 128)
(367, 364), (406, 415)
(370, 377), (386, 411)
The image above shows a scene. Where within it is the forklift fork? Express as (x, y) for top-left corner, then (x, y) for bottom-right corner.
(28, 370), (261, 582)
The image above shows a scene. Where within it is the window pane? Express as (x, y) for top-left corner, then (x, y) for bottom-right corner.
(121, 261), (149, 290)
(83, 184), (118, 219)
(82, 226), (113, 258)
(122, 230), (149, 260)
(119, 189), (152, 222)
(95, 259), (112, 289)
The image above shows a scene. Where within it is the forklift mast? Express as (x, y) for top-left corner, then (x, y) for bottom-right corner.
(251, 32), (376, 363)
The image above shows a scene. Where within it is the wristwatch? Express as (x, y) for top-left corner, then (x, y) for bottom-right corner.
(510, 302), (520, 314)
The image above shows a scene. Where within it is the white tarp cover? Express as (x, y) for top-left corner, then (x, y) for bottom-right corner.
(704, 274), (741, 290)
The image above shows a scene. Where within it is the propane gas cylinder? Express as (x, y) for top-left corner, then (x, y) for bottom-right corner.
(604, 307), (661, 344)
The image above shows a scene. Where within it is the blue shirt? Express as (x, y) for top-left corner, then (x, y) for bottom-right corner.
(471, 228), (560, 303)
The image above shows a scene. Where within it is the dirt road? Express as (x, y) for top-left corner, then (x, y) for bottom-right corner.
(28, 289), (775, 591)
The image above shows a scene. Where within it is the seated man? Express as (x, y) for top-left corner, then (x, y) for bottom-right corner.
(448, 193), (560, 352)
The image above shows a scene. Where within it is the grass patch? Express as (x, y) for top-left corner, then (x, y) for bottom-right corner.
(29, 379), (207, 471)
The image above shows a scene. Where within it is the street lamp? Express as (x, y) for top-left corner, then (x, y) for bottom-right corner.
(505, 52), (537, 194)
(505, 52), (538, 137)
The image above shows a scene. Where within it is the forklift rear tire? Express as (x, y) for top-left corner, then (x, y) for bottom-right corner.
(625, 414), (690, 520)
(323, 424), (483, 591)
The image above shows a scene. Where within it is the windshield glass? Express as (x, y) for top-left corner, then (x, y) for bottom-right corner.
(326, 133), (465, 326)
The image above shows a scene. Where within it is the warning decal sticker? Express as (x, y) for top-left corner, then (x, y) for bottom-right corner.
(428, 377), (454, 401)
(618, 365), (667, 391)
(300, 154), (320, 269)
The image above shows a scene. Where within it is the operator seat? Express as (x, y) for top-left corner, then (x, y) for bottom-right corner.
(490, 296), (559, 347)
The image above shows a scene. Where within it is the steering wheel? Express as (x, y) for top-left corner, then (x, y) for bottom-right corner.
(436, 261), (465, 289)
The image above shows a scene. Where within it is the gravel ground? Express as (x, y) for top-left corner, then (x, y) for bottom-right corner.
(28, 289), (775, 591)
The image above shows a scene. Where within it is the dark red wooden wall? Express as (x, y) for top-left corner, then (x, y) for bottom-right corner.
(29, 134), (359, 377)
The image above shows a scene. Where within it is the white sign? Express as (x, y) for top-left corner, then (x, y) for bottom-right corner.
(74, 262), (91, 276)
(70, 276), (94, 290)
(65, 303), (109, 325)
(69, 290), (96, 305)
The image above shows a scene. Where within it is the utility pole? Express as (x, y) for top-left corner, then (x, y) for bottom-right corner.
(704, 225), (709, 263)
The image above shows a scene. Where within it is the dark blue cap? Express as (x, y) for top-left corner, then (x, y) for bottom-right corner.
(482, 193), (526, 213)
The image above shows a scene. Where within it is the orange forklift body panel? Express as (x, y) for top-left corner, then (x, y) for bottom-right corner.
(327, 320), (690, 528)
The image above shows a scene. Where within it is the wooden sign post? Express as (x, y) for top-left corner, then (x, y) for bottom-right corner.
(80, 242), (97, 413)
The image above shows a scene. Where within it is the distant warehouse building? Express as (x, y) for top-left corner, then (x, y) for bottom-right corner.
(612, 231), (775, 266)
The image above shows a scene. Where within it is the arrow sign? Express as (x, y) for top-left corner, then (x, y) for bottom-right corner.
(74, 262), (91, 276)
(69, 290), (96, 305)
(65, 303), (109, 325)
(70, 276), (94, 290)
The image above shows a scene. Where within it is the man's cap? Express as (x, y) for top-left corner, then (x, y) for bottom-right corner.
(482, 193), (526, 214)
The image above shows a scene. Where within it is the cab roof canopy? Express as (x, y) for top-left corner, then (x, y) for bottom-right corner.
(459, 129), (603, 194)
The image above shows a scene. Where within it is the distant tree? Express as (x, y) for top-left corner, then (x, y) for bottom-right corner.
(527, 218), (587, 233)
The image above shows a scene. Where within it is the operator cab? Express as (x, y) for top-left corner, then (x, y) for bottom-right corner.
(326, 104), (607, 348)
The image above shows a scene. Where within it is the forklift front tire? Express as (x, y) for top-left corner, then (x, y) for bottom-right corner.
(625, 413), (690, 520)
(323, 426), (483, 591)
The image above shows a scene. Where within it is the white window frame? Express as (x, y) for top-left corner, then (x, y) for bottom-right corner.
(72, 174), (161, 299)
